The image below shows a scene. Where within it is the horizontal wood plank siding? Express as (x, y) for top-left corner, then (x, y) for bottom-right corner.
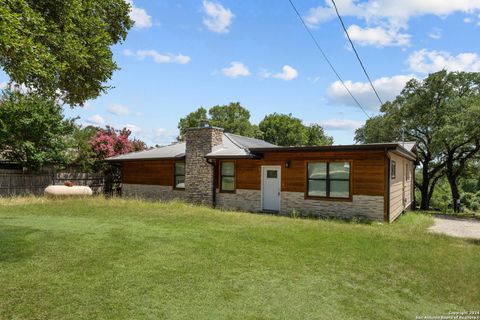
(235, 150), (385, 196)
(122, 160), (174, 186)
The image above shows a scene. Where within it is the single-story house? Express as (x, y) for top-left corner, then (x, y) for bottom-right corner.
(107, 124), (416, 222)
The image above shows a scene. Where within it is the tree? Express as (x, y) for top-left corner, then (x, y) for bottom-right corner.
(177, 103), (258, 140)
(90, 126), (144, 160)
(209, 102), (255, 137)
(305, 124), (334, 146)
(0, 90), (75, 169)
(70, 125), (99, 172)
(177, 107), (207, 140)
(258, 113), (333, 146)
(355, 71), (480, 211)
(0, 0), (132, 105)
(433, 72), (480, 211)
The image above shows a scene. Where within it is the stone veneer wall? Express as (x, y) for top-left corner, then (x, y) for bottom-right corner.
(215, 189), (262, 212)
(280, 193), (384, 220)
(184, 127), (223, 206)
(122, 183), (185, 201)
(215, 189), (384, 220)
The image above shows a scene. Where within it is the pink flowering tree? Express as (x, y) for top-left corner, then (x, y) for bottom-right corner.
(90, 126), (146, 160)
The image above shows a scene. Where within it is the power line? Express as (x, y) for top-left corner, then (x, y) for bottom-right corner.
(330, 0), (384, 106)
(287, 0), (372, 119)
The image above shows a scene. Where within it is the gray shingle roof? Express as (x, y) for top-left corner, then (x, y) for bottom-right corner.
(224, 133), (277, 149)
(106, 132), (416, 162)
(106, 132), (277, 161)
(106, 142), (186, 161)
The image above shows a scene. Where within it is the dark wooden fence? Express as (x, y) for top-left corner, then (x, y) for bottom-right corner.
(0, 171), (108, 196)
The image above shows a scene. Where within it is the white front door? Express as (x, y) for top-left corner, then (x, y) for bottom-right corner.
(261, 166), (281, 212)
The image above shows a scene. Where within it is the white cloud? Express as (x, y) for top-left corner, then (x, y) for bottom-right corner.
(346, 25), (410, 47)
(122, 126), (177, 146)
(304, 0), (480, 46)
(0, 81), (7, 90)
(408, 49), (480, 73)
(318, 119), (365, 131)
(221, 62), (250, 78)
(124, 49), (190, 64)
(428, 28), (442, 39)
(261, 65), (299, 81)
(124, 124), (142, 134)
(273, 65), (299, 81)
(202, 0), (234, 34)
(305, 0), (480, 28)
(86, 114), (105, 126)
(126, 0), (152, 28)
(327, 74), (416, 110)
(107, 104), (131, 116)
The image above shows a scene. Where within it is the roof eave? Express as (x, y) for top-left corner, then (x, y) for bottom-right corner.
(105, 155), (186, 162)
(205, 154), (260, 159)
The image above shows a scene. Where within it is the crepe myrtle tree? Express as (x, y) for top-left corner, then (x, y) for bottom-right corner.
(90, 126), (140, 159)
(0, 0), (133, 106)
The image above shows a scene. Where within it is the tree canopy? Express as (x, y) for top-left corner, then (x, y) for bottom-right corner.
(177, 103), (258, 140)
(0, 90), (75, 169)
(178, 105), (333, 147)
(259, 113), (333, 146)
(355, 70), (480, 211)
(0, 0), (132, 105)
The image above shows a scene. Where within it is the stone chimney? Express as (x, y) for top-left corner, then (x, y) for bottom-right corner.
(185, 124), (223, 206)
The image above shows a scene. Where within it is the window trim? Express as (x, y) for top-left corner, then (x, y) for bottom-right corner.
(305, 160), (352, 201)
(219, 160), (236, 193)
(391, 160), (396, 180)
(173, 161), (185, 190)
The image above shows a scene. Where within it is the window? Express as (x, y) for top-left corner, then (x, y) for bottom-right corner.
(391, 161), (396, 180)
(174, 162), (185, 189)
(220, 161), (235, 192)
(307, 162), (350, 198)
(267, 170), (277, 179)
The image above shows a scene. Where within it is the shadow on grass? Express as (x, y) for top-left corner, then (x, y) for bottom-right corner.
(0, 225), (37, 263)
(467, 239), (480, 246)
(249, 210), (376, 225)
(416, 210), (480, 221)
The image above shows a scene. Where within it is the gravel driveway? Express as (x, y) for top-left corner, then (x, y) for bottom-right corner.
(429, 215), (480, 239)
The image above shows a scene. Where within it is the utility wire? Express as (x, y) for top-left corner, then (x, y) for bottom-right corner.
(330, 0), (384, 106)
(287, 0), (372, 119)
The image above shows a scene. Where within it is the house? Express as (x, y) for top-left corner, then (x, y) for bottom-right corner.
(106, 125), (416, 222)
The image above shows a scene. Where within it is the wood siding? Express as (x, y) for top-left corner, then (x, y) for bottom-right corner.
(122, 160), (175, 186)
(233, 150), (386, 197)
(388, 152), (415, 222)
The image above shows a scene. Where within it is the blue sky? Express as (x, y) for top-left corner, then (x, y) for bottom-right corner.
(2, 0), (480, 145)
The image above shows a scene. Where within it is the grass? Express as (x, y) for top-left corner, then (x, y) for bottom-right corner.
(0, 197), (479, 320)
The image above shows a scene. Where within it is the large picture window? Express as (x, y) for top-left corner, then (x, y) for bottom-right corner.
(307, 162), (350, 198)
(174, 162), (185, 189)
(220, 161), (235, 192)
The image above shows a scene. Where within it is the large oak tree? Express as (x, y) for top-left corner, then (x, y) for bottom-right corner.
(355, 71), (480, 211)
(0, 0), (132, 105)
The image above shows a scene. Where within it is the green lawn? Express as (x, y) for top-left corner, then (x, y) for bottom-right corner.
(0, 197), (479, 320)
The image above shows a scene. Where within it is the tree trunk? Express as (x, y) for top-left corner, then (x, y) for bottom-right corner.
(446, 169), (461, 213)
(420, 163), (430, 210)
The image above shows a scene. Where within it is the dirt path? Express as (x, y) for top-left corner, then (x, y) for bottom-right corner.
(428, 215), (480, 239)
